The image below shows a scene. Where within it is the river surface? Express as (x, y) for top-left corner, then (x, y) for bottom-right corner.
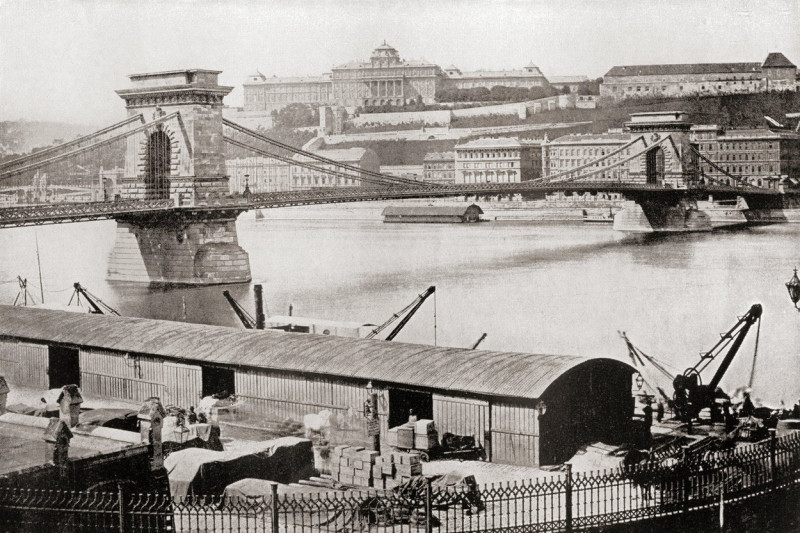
(1, 204), (798, 406)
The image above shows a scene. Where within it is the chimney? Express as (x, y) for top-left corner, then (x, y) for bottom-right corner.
(43, 418), (73, 478)
(57, 384), (83, 427)
(0, 376), (9, 415)
(138, 397), (166, 471)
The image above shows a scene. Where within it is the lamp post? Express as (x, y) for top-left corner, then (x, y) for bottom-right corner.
(363, 381), (380, 452)
(786, 268), (800, 311)
(537, 401), (547, 420)
(243, 174), (251, 198)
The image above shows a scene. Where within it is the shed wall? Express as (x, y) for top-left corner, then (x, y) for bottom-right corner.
(79, 348), (164, 402)
(235, 368), (390, 446)
(0, 338), (48, 389)
(432, 394), (489, 445)
(491, 401), (539, 466)
(162, 361), (202, 408)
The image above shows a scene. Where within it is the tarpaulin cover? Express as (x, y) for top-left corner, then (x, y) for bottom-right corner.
(164, 437), (313, 497)
(222, 479), (329, 502)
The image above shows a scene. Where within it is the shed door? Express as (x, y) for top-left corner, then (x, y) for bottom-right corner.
(18, 342), (49, 390)
(163, 361), (202, 409)
(432, 394), (489, 447)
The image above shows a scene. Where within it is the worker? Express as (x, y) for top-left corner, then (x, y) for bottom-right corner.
(656, 402), (665, 423)
(188, 406), (198, 424)
(741, 392), (755, 418)
(723, 401), (736, 433)
(408, 409), (418, 424)
(643, 402), (653, 428)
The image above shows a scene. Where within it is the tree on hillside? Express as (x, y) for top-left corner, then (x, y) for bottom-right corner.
(577, 78), (602, 95)
(270, 103), (319, 130)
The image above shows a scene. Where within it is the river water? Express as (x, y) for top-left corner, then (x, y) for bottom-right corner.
(1, 204), (798, 406)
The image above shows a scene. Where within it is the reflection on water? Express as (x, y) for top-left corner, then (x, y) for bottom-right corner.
(1, 212), (798, 405)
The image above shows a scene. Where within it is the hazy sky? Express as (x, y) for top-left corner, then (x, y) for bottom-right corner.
(1, 0), (798, 125)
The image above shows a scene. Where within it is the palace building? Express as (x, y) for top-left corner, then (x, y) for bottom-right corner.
(600, 52), (798, 101)
(243, 43), (558, 114)
(442, 63), (547, 90)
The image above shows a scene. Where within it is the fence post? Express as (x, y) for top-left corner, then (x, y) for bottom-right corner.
(565, 463), (573, 533)
(769, 428), (777, 489)
(271, 482), (279, 533)
(117, 483), (126, 533)
(425, 476), (433, 533)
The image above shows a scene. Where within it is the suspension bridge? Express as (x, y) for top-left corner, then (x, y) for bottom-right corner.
(0, 69), (787, 285)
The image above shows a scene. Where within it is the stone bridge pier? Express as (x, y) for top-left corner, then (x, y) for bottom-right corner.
(107, 69), (251, 286)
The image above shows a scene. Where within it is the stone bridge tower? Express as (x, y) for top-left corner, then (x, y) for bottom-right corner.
(107, 69), (251, 286)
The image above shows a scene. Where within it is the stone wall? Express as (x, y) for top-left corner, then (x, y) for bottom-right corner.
(107, 212), (251, 285)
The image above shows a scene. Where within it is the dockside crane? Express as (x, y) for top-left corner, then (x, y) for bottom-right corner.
(672, 303), (762, 422)
(223, 285), (266, 329)
(69, 283), (120, 315)
(366, 286), (435, 341)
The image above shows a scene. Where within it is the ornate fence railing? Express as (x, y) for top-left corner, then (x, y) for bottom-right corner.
(2, 431), (799, 532)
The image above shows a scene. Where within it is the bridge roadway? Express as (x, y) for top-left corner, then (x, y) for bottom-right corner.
(0, 181), (783, 228)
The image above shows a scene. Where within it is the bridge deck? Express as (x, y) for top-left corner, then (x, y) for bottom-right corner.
(0, 182), (783, 228)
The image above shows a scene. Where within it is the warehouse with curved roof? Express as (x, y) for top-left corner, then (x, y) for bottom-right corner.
(0, 305), (635, 466)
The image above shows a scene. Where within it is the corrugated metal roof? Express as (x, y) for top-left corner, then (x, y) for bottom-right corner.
(0, 306), (631, 401)
(381, 204), (483, 217)
(605, 62), (761, 78)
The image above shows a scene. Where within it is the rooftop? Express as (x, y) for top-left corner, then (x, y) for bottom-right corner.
(382, 204), (484, 217)
(423, 151), (455, 161)
(605, 62), (761, 78)
(453, 68), (545, 79)
(0, 306), (633, 402)
(456, 137), (541, 150)
(549, 132), (633, 144)
(0, 412), (139, 475)
(763, 52), (796, 69)
(292, 147), (371, 163)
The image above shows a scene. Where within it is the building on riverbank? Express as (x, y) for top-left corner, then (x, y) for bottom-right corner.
(454, 137), (543, 184)
(0, 305), (636, 467)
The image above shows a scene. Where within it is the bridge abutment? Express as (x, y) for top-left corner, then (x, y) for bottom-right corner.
(107, 211), (251, 286)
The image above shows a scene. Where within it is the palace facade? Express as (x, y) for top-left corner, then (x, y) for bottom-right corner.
(243, 43), (555, 114)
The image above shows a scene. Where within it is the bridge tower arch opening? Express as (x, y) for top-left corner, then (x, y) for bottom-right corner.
(145, 129), (171, 200)
(646, 146), (665, 185)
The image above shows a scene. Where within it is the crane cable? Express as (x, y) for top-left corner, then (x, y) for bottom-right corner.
(747, 315), (761, 388)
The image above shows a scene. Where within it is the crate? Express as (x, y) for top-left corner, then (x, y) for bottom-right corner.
(414, 431), (438, 451)
(414, 419), (436, 434)
(387, 428), (398, 447)
(397, 426), (415, 448)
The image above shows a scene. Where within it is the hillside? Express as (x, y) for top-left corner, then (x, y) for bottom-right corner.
(0, 121), (97, 157)
(451, 91), (800, 133)
(327, 92), (800, 166)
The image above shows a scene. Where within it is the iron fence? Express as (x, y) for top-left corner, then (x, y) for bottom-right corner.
(2, 431), (799, 533)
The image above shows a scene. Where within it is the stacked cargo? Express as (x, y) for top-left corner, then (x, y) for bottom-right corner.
(329, 445), (379, 487)
(329, 446), (423, 488)
(386, 419), (439, 452)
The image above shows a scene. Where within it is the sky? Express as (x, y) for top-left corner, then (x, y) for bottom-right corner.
(1, 0), (799, 126)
